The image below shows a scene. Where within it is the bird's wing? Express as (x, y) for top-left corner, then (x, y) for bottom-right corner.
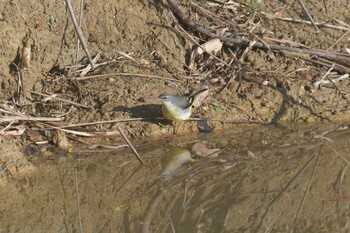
(173, 96), (192, 109)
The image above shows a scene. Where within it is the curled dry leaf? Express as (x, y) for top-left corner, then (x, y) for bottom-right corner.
(346, 47), (350, 54)
(192, 142), (220, 158)
(189, 39), (223, 70)
(20, 41), (31, 69)
(27, 130), (48, 144)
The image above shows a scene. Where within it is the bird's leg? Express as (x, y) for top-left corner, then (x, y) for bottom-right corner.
(172, 121), (180, 135)
(172, 121), (177, 134)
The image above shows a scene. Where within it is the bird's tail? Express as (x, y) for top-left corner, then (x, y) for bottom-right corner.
(189, 88), (209, 108)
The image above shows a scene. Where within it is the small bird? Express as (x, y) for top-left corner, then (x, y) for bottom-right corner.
(158, 88), (208, 121)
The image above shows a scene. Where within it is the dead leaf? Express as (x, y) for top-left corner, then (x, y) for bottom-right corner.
(194, 39), (223, 56)
(20, 41), (31, 69)
(192, 142), (220, 158)
(189, 39), (223, 70)
(346, 47), (350, 54)
(27, 130), (48, 144)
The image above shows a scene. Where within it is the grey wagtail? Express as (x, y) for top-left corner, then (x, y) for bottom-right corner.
(158, 88), (208, 121)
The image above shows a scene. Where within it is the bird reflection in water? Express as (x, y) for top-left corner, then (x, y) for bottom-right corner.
(158, 147), (195, 180)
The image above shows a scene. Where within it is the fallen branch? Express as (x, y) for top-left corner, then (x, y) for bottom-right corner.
(166, 0), (350, 68)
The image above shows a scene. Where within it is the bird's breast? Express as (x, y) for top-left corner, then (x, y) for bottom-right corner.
(161, 104), (191, 121)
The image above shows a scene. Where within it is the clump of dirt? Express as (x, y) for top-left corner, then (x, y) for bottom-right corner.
(1, 0), (350, 175)
(0, 137), (33, 186)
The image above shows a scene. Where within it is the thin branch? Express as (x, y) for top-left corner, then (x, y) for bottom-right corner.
(296, 0), (320, 31)
(260, 13), (350, 31)
(74, 72), (183, 82)
(75, 0), (84, 62)
(44, 118), (162, 130)
(327, 30), (350, 51)
(40, 122), (122, 137)
(313, 64), (335, 88)
(31, 91), (91, 109)
(64, 0), (94, 68)
(0, 115), (63, 123)
(117, 127), (145, 165)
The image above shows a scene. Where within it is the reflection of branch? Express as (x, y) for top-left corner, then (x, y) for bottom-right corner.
(290, 150), (320, 232)
(74, 169), (83, 233)
(254, 146), (321, 233)
(115, 165), (143, 194)
(166, 0), (350, 69)
(142, 190), (165, 233)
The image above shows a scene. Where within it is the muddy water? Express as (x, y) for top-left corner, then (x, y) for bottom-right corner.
(1, 124), (350, 233)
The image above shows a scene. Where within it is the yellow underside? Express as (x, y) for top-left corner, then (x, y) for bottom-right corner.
(162, 104), (191, 121)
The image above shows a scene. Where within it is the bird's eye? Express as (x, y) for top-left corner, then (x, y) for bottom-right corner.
(161, 96), (168, 100)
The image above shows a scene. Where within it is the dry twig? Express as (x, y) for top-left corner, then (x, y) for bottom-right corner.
(117, 127), (145, 165)
(31, 91), (91, 109)
(64, 0), (94, 69)
(74, 72), (182, 82)
(296, 0), (320, 31)
(0, 115), (63, 123)
(260, 12), (350, 31)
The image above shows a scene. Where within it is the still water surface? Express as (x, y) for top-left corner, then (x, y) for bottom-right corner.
(1, 124), (350, 232)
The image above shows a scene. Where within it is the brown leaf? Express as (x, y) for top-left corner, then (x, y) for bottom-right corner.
(20, 42), (31, 69)
(192, 142), (220, 158)
(189, 39), (223, 71)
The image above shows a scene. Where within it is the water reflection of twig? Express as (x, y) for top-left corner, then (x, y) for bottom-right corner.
(114, 165), (143, 195)
(142, 189), (165, 233)
(290, 148), (321, 233)
(326, 144), (350, 165)
(74, 168), (83, 233)
(254, 146), (322, 233)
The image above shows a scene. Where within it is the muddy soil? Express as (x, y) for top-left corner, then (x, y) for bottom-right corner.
(0, 1), (350, 173)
